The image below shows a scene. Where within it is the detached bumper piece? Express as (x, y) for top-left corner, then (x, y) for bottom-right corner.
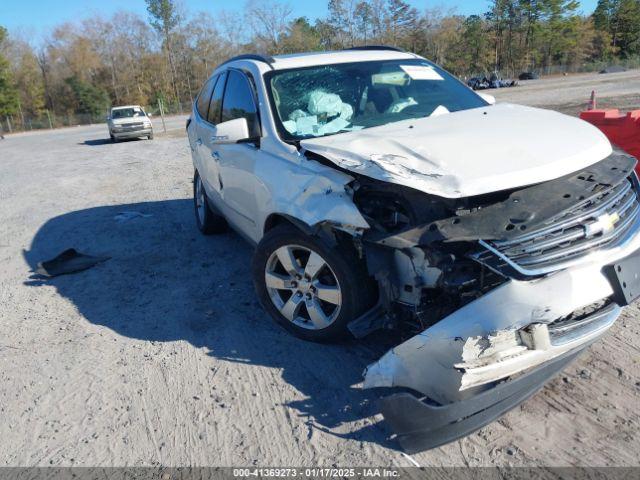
(379, 349), (582, 453)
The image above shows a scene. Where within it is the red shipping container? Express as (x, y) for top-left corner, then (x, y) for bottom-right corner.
(580, 108), (640, 173)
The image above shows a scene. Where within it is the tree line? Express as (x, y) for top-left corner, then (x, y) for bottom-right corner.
(0, 0), (638, 125)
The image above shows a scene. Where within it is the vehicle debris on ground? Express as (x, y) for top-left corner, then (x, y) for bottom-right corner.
(35, 248), (110, 277)
(467, 72), (518, 90)
(600, 65), (627, 74)
(518, 71), (539, 80)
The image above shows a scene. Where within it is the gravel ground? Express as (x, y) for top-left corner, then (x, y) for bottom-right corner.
(1, 76), (639, 468)
(491, 69), (640, 115)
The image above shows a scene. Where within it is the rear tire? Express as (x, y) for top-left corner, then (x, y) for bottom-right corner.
(252, 224), (376, 342)
(194, 170), (227, 235)
(148, 132), (154, 140)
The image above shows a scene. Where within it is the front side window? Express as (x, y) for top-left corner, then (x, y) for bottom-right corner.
(196, 76), (216, 120)
(221, 70), (260, 138)
(265, 59), (486, 141)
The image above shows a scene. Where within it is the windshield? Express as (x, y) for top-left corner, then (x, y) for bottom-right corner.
(111, 107), (146, 119)
(265, 59), (487, 141)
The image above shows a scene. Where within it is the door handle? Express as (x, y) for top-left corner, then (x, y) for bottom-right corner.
(196, 138), (203, 146)
(211, 151), (220, 160)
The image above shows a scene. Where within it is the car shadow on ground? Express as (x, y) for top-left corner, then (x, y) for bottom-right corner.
(80, 138), (147, 146)
(80, 139), (113, 146)
(22, 198), (398, 451)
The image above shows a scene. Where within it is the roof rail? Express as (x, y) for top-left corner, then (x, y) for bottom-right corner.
(218, 54), (276, 69)
(344, 45), (405, 53)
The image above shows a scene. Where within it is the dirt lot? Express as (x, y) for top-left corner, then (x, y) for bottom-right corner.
(1, 73), (640, 468)
(491, 68), (640, 115)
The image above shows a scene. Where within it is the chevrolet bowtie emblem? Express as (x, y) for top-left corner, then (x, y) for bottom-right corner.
(585, 212), (620, 237)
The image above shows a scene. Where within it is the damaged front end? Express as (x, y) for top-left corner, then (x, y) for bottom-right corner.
(343, 151), (640, 452)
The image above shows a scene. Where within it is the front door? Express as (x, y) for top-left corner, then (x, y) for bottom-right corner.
(214, 70), (263, 239)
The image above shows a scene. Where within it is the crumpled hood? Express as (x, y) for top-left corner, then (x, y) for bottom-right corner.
(300, 104), (612, 198)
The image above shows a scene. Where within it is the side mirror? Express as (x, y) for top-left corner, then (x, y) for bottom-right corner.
(211, 117), (250, 144)
(147, 113), (153, 118)
(478, 92), (496, 105)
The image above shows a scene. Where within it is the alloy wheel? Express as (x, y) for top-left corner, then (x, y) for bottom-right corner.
(264, 245), (342, 330)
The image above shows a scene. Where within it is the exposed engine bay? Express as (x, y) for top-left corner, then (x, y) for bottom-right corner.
(315, 150), (639, 452)
(322, 151), (637, 339)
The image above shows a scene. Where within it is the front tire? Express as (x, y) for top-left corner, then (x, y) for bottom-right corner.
(194, 170), (227, 235)
(252, 224), (375, 342)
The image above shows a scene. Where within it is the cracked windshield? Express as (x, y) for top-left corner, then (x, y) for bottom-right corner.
(267, 59), (487, 141)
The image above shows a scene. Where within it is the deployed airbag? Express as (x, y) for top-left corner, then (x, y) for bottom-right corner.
(283, 90), (357, 137)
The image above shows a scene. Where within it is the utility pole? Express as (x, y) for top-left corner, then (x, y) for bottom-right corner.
(157, 98), (167, 133)
(17, 98), (25, 129)
(45, 110), (53, 129)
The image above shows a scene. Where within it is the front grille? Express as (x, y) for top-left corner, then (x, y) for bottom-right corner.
(547, 299), (618, 345)
(122, 122), (145, 129)
(482, 176), (640, 275)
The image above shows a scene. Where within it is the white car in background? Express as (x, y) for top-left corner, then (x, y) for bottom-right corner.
(186, 46), (639, 452)
(107, 105), (153, 142)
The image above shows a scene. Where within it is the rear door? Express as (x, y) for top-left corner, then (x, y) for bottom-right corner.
(197, 72), (227, 201)
(192, 75), (215, 173)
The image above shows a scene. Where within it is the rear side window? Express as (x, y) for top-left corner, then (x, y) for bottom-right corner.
(196, 76), (216, 119)
(208, 71), (227, 124)
(221, 70), (260, 138)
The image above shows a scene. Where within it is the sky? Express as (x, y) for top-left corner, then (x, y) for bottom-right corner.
(2, 0), (600, 35)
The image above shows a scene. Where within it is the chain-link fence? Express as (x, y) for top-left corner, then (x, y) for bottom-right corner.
(538, 57), (640, 76)
(465, 57), (640, 83)
(1, 99), (194, 135)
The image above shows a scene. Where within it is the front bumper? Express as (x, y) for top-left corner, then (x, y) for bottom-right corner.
(111, 127), (152, 139)
(364, 215), (640, 450)
(379, 347), (584, 453)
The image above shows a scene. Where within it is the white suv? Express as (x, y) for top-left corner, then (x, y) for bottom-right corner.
(187, 47), (640, 452)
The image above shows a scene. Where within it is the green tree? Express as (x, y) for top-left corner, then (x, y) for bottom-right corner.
(314, 19), (339, 50)
(387, 0), (418, 46)
(593, 0), (617, 31)
(145, 0), (181, 102)
(64, 75), (109, 116)
(7, 38), (45, 116)
(535, 0), (580, 69)
(0, 26), (19, 117)
(460, 15), (491, 73)
(354, 2), (374, 43)
(519, 0), (543, 68)
(280, 18), (322, 53)
(327, 0), (360, 47)
(613, 0), (640, 56)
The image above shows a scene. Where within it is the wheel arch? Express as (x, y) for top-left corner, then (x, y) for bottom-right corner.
(263, 213), (314, 236)
(262, 212), (371, 252)
(254, 162), (371, 241)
